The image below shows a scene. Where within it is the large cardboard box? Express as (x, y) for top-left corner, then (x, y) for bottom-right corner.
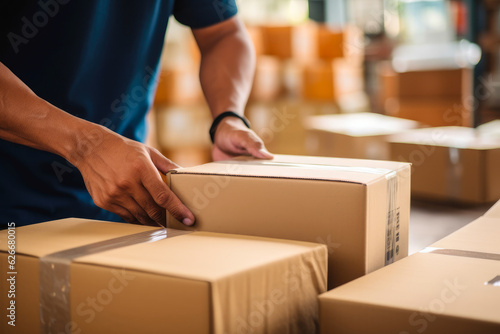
(0, 219), (327, 334)
(305, 113), (420, 160)
(319, 208), (500, 334)
(389, 126), (500, 204)
(166, 154), (411, 288)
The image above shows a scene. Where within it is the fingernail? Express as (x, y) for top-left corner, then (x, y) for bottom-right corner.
(183, 218), (194, 226)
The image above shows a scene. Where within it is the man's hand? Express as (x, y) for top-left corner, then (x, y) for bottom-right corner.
(74, 128), (195, 227)
(212, 117), (273, 161)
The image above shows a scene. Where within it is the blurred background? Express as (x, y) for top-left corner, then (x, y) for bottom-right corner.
(149, 0), (499, 165)
(149, 0), (500, 253)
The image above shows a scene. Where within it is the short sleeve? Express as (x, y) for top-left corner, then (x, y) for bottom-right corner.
(173, 0), (238, 29)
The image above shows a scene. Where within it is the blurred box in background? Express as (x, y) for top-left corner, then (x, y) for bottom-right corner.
(260, 24), (317, 61)
(305, 113), (420, 160)
(389, 126), (500, 204)
(154, 67), (203, 105)
(379, 64), (473, 127)
(319, 205), (500, 334)
(301, 58), (364, 102)
(246, 98), (339, 155)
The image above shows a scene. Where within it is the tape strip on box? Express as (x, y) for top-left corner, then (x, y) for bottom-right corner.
(421, 247), (500, 287)
(39, 228), (190, 334)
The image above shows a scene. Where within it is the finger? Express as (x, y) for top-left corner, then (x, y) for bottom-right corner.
(149, 147), (181, 174)
(141, 162), (196, 226)
(237, 131), (274, 159)
(110, 197), (158, 227)
(131, 183), (167, 227)
(105, 203), (139, 224)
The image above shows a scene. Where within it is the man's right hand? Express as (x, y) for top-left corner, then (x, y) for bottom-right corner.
(71, 127), (195, 227)
(1, 62), (193, 227)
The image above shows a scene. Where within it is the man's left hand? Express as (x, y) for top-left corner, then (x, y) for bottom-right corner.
(212, 117), (273, 161)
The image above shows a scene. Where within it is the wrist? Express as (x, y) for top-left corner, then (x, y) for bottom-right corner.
(62, 119), (114, 167)
(210, 111), (250, 144)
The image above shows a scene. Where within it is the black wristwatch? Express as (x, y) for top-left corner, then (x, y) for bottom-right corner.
(209, 111), (251, 144)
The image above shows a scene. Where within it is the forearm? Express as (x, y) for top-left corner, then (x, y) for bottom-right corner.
(0, 62), (110, 165)
(195, 17), (255, 118)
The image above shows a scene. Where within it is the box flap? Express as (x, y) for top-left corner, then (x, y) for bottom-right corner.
(305, 112), (420, 137)
(0, 218), (160, 257)
(170, 154), (409, 185)
(388, 126), (500, 150)
(77, 231), (327, 282)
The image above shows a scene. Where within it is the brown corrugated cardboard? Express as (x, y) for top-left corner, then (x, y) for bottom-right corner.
(389, 126), (500, 204)
(0, 219), (327, 334)
(166, 154), (411, 288)
(305, 113), (420, 160)
(319, 210), (500, 334)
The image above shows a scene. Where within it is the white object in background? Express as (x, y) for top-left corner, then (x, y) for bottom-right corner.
(392, 40), (481, 72)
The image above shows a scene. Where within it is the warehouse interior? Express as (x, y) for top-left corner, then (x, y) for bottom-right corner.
(150, 0), (499, 254)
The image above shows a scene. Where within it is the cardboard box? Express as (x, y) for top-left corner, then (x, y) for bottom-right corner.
(260, 24), (316, 61)
(389, 126), (500, 204)
(166, 154), (411, 288)
(319, 209), (500, 334)
(485, 199), (500, 218)
(305, 113), (420, 160)
(379, 65), (473, 126)
(301, 59), (363, 101)
(0, 219), (327, 334)
(397, 68), (472, 99)
(386, 97), (472, 127)
(316, 25), (344, 59)
(154, 67), (203, 105)
(245, 99), (338, 155)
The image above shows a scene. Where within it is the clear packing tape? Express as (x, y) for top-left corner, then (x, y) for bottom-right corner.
(420, 247), (500, 286)
(39, 228), (190, 334)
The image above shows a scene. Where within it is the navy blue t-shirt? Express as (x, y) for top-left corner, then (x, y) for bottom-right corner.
(0, 0), (237, 227)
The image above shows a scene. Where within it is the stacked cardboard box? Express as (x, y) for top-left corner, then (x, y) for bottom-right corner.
(319, 200), (500, 334)
(305, 112), (420, 160)
(389, 126), (500, 204)
(379, 64), (472, 127)
(166, 154), (411, 289)
(0, 219), (327, 334)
